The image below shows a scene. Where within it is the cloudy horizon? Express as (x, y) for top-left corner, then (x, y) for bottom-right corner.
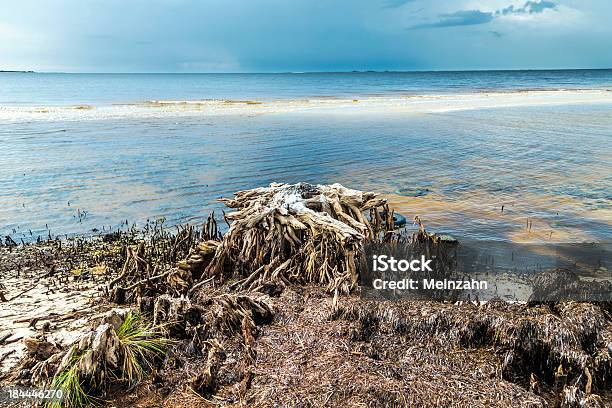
(1, 0), (611, 73)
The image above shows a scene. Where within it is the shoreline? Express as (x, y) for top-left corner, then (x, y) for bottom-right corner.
(1, 180), (610, 406)
(4, 187), (611, 246)
(1, 212), (610, 406)
(1, 88), (611, 122)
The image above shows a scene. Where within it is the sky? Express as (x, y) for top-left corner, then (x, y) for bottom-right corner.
(1, 0), (611, 72)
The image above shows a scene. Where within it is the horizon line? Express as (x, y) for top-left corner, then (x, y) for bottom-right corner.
(3, 67), (612, 75)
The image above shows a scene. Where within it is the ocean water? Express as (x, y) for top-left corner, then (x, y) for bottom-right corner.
(2, 69), (612, 106)
(1, 70), (611, 243)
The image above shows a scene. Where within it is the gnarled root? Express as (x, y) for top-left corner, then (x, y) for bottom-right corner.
(201, 183), (392, 293)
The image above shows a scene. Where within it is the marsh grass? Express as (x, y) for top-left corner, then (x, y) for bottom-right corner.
(47, 311), (169, 407)
(115, 311), (170, 385)
(47, 352), (94, 408)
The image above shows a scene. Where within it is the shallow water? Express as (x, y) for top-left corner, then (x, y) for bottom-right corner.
(1, 101), (610, 243)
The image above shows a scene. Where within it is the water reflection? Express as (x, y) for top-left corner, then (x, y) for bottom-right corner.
(1, 104), (610, 243)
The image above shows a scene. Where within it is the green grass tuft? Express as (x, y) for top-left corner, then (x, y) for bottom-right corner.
(46, 352), (94, 408)
(115, 311), (170, 384)
(47, 311), (169, 407)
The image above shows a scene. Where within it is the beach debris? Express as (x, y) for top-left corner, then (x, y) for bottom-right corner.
(529, 268), (612, 305)
(2, 183), (611, 406)
(29, 309), (169, 406)
(0, 350), (16, 366)
(109, 219), (221, 302)
(201, 182), (394, 293)
(246, 286), (610, 407)
(191, 339), (225, 397)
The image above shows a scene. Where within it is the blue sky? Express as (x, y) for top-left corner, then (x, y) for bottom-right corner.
(1, 0), (611, 72)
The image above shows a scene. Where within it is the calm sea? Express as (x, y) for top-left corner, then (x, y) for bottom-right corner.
(2, 69), (612, 106)
(1, 70), (611, 243)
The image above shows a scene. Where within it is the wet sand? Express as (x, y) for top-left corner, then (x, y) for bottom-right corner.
(0, 244), (117, 375)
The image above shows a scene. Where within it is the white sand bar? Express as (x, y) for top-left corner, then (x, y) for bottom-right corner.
(1, 89), (611, 122)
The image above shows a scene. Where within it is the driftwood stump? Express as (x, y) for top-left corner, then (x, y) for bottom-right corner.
(202, 183), (393, 293)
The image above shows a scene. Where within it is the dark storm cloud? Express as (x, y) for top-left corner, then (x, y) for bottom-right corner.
(499, 1), (557, 15)
(1, 0), (611, 72)
(409, 10), (494, 29)
(410, 1), (558, 30)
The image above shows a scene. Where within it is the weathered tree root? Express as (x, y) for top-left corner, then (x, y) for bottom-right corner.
(149, 293), (273, 339)
(11, 309), (171, 406)
(145, 293), (273, 399)
(202, 183), (393, 293)
(110, 229), (220, 302)
(178, 240), (220, 281)
(191, 339), (225, 397)
(5, 334), (63, 386)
